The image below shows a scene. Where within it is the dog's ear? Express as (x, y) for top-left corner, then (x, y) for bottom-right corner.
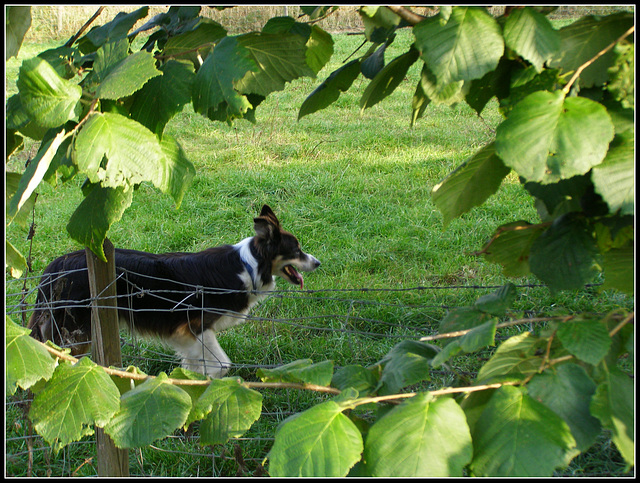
(254, 205), (280, 241)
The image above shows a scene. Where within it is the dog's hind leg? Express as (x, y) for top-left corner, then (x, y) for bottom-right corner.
(170, 329), (231, 378)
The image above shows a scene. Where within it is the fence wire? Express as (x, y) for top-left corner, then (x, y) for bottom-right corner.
(3, 269), (574, 477)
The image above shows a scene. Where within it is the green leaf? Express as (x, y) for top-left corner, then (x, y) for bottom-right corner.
(331, 365), (378, 396)
(6, 6), (31, 60)
(432, 142), (511, 226)
(66, 185), (134, 261)
(529, 214), (601, 292)
(74, 112), (165, 189)
(5, 172), (37, 228)
(192, 35), (256, 122)
(158, 134), (196, 208)
(601, 244), (634, 294)
(474, 283), (517, 316)
(431, 318), (497, 368)
(549, 13), (634, 88)
(374, 340), (437, 395)
(7, 129), (69, 219)
(481, 221), (546, 277)
(130, 60), (195, 136)
(162, 18), (227, 62)
(104, 372), (192, 448)
(268, 400), (363, 477)
(299, 59), (362, 120)
(591, 133), (634, 215)
(95, 49), (162, 100)
(495, 90), (614, 184)
(192, 378), (262, 445)
(6, 316), (57, 395)
(470, 386), (577, 476)
(360, 49), (419, 111)
(556, 318), (611, 365)
(30, 358), (121, 452)
(364, 393), (472, 476)
(413, 7), (503, 86)
(528, 363), (601, 452)
(590, 367), (634, 466)
(17, 57), (82, 128)
(235, 32), (316, 97)
(257, 359), (333, 386)
(5, 241), (28, 279)
(503, 7), (560, 72)
(77, 7), (149, 53)
(476, 332), (543, 383)
(606, 43), (634, 109)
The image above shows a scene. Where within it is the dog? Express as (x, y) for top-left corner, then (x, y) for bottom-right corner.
(27, 205), (320, 377)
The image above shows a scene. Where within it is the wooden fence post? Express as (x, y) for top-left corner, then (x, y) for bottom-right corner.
(85, 238), (130, 477)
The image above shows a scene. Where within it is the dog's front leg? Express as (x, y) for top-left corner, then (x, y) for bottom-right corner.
(170, 329), (231, 377)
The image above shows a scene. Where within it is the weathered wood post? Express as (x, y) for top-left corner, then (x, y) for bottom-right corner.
(85, 238), (129, 476)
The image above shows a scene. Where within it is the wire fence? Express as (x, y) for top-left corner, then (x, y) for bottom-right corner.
(4, 269), (621, 477)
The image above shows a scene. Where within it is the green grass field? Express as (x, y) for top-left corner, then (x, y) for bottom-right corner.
(5, 29), (633, 477)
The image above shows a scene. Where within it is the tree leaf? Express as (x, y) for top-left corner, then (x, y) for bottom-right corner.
(360, 48), (419, 111)
(528, 363), (601, 452)
(257, 359), (333, 386)
(591, 133), (634, 215)
(373, 340), (437, 395)
(157, 134), (196, 208)
(299, 59), (362, 120)
(235, 32), (316, 96)
(413, 7), (503, 86)
(74, 112), (165, 189)
(66, 185), (134, 261)
(549, 12), (634, 88)
(331, 365), (378, 396)
(481, 221), (546, 277)
(192, 35), (256, 122)
(95, 49), (162, 100)
(432, 142), (511, 226)
(268, 400), (363, 477)
(364, 393), (472, 476)
(77, 7), (149, 53)
(503, 7), (561, 72)
(557, 318), (611, 365)
(6, 316), (57, 395)
(162, 18), (227, 62)
(6, 6), (31, 60)
(130, 60), (195, 136)
(7, 129), (69, 220)
(29, 358), (121, 452)
(193, 378), (262, 445)
(431, 318), (497, 368)
(601, 244), (634, 294)
(495, 90), (614, 184)
(476, 332), (543, 383)
(529, 213), (601, 292)
(590, 367), (634, 466)
(104, 372), (192, 448)
(470, 385), (577, 476)
(17, 57), (82, 128)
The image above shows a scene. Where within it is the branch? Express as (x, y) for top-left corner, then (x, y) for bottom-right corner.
(386, 6), (426, 26)
(65, 6), (105, 48)
(563, 25), (635, 95)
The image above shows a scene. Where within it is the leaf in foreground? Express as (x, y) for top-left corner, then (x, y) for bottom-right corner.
(192, 378), (262, 445)
(104, 373), (191, 448)
(364, 393), (472, 476)
(470, 385), (577, 476)
(268, 400), (363, 477)
(29, 358), (120, 452)
(6, 316), (57, 395)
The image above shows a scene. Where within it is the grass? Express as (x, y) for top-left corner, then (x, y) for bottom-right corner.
(5, 28), (634, 478)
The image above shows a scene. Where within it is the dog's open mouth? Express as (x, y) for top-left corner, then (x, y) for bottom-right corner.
(283, 265), (304, 289)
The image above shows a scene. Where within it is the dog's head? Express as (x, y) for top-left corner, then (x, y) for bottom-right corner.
(253, 205), (320, 288)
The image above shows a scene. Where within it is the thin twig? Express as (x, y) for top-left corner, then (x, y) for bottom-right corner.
(65, 6), (105, 48)
(386, 6), (426, 25)
(563, 25), (635, 95)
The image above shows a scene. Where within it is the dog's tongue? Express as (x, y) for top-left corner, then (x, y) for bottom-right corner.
(285, 265), (304, 289)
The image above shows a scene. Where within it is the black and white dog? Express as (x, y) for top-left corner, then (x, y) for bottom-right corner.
(27, 205), (320, 377)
